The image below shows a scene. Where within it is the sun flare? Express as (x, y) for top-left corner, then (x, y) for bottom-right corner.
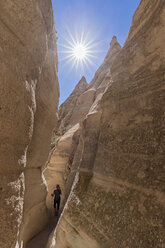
(58, 30), (102, 72)
(72, 43), (87, 60)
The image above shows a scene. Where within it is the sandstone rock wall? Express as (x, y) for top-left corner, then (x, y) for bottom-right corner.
(44, 124), (80, 211)
(47, 0), (165, 247)
(44, 35), (121, 213)
(0, 1), (59, 247)
(57, 76), (88, 135)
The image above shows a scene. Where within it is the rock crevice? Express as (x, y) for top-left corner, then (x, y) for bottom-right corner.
(0, 0), (59, 247)
(45, 1), (165, 247)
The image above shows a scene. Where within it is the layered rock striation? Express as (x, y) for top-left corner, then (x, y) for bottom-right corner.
(0, 1), (59, 247)
(44, 35), (122, 215)
(57, 76), (88, 135)
(46, 0), (165, 247)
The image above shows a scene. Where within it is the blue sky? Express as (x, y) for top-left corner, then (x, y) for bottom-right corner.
(52, 0), (141, 105)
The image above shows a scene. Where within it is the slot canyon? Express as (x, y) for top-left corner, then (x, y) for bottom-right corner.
(0, 0), (165, 248)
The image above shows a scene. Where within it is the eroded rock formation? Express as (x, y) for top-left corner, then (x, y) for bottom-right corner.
(58, 76), (88, 135)
(44, 124), (80, 211)
(44, 35), (121, 214)
(46, 0), (165, 247)
(0, 1), (59, 247)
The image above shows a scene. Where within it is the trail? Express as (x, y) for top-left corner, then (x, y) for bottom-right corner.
(26, 212), (60, 248)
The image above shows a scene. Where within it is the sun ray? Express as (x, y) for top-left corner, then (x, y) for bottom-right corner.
(66, 28), (78, 47)
(58, 43), (74, 50)
(80, 30), (84, 44)
(59, 35), (75, 49)
(59, 53), (75, 62)
(58, 29), (104, 72)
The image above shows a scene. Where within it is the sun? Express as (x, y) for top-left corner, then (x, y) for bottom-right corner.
(58, 29), (101, 71)
(72, 43), (87, 60)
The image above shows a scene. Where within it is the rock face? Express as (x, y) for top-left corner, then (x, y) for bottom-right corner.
(0, 1), (59, 247)
(57, 76), (88, 135)
(46, 0), (165, 247)
(44, 36), (121, 214)
(44, 124), (80, 211)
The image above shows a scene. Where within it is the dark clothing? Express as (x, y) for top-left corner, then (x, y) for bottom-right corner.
(54, 189), (61, 201)
(53, 189), (61, 210)
(54, 199), (60, 210)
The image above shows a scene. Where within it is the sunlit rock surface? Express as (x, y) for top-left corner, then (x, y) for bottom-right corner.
(47, 0), (165, 247)
(44, 124), (80, 211)
(0, 0), (59, 247)
(57, 76), (88, 135)
(44, 35), (121, 213)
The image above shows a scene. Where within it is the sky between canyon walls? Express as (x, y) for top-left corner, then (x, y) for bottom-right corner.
(52, 0), (141, 105)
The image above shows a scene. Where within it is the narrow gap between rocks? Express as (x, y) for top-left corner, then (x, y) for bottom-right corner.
(26, 215), (59, 248)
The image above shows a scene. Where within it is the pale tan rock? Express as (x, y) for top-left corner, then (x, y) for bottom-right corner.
(48, 0), (165, 248)
(0, 0), (59, 247)
(44, 124), (80, 211)
(46, 37), (122, 248)
(58, 76), (88, 135)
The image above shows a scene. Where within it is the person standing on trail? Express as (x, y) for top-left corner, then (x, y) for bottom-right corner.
(51, 184), (61, 216)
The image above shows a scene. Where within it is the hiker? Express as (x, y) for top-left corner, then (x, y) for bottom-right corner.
(51, 184), (61, 216)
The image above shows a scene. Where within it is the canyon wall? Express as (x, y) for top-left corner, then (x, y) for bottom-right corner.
(0, 1), (59, 247)
(47, 0), (165, 247)
(44, 35), (121, 214)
